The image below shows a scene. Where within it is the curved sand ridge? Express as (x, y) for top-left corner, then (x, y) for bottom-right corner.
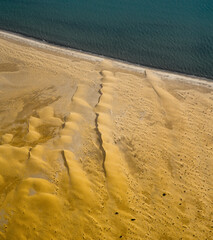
(96, 70), (129, 205)
(0, 34), (212, 240)
(146, 70), (182, 130)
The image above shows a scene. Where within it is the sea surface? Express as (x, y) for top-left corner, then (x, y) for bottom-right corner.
(0, 0), (213, 79)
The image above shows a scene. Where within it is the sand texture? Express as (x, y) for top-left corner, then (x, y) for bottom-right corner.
(0, 32), (212, 240)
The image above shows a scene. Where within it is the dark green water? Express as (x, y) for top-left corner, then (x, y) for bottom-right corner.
(0, 0), (213, 79)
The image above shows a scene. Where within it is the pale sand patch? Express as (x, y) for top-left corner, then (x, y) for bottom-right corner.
(0, 31), (212, 240)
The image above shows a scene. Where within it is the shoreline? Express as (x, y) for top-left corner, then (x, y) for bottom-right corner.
(0, 29), (213, 89)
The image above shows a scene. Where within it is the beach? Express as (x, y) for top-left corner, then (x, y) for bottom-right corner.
(0, 31), (212, 240)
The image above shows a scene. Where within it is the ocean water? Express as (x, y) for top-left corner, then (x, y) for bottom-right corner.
(0, 0), (213, 79)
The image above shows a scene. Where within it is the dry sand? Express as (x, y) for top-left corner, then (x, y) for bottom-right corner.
(0, 31), (212, 240)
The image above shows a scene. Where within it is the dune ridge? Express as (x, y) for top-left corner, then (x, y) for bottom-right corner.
(0, 33), (212, 240)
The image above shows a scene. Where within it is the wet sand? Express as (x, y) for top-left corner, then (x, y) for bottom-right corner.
(0, 31), (212, 240)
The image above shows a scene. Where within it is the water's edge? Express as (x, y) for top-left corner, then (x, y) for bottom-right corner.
(0, 28), (213, 86)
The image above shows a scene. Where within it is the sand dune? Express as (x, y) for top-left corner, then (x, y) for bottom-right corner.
(0, 32), (212, 240)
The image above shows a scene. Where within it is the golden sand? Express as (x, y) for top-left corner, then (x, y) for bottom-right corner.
(0, 31), (212, 240)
